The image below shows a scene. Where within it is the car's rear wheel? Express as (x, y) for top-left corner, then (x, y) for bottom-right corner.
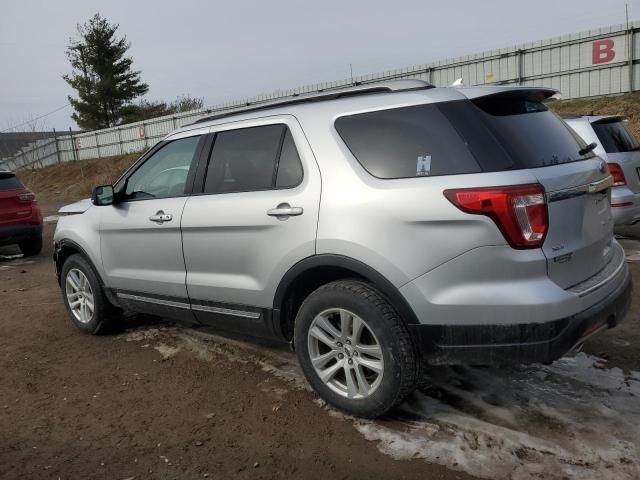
(294, 279), (418, 418)
(19, 236), (42, 257)
(61, 254), (120, 334)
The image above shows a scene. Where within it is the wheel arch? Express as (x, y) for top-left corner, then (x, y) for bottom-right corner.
(272, 254), (419, 341)
(54, 239), (120, 308)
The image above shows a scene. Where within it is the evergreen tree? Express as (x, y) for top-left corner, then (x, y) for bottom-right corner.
(63, 14), (149, 129)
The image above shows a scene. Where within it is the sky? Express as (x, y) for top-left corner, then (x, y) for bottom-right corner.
(0, 0), (636, 131)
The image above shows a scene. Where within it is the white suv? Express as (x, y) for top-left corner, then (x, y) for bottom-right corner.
(54, 80), (631, 418)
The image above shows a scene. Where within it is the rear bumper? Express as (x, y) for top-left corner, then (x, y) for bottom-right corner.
(0, 224), (43, 246)
(409, 264), (632, 365)
(611, 186), (640, 225)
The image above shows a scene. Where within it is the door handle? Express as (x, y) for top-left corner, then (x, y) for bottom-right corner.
(149, 210), (173, 224)
(267, 203), (303, 219)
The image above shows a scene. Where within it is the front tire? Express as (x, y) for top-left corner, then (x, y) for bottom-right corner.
(294, 280), (418, 418)
(60, 254), (120, 334)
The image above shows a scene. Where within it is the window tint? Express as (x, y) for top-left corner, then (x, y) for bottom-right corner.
(335, 104), (482, 179)
(276, 130), (303, 187)
(204, 124), (302, 193)
(470, 92), (594, 168)
(0, 173), (23, 191)
(335, 93), (592, 180)
(592, 120), (640, 153)
(125, 136), (200, 200)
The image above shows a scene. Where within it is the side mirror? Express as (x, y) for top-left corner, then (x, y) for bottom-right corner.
(92, 185), (114, 206)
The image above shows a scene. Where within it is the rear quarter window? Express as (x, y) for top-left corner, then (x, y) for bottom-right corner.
(335, 104), (482, 179)
(0, 174), (24, 191)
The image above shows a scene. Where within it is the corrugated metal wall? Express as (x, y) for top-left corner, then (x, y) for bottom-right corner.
(3, 20), (639, 170)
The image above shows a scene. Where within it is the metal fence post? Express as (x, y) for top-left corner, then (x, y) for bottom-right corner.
(69, 127), (78, 161)
(117, 128), (124, 155)
(53, 128), (61, 164)
(95, 131), (101, 158)
(630, 27), (635, 93)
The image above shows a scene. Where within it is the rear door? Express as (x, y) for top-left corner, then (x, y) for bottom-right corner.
(181, 117), (320, 336)
(591, 117), (640, 193)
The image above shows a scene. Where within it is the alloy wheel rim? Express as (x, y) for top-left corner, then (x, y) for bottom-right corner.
(307, 308), (384, 399)
(65, 268), (95, 324)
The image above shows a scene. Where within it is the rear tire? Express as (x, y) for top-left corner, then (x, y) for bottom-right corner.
(294, 280), (418, 418)
(19, 236), (42, 257)
(60, 254), (121, 334)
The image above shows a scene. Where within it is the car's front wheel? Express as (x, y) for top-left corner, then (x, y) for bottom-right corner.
(294, 280), (418, 418)
(61, 254), (120, 334)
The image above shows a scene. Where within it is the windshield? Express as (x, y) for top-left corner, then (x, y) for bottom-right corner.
(464, 91), (595, 168)
(592, 119), (640, 153)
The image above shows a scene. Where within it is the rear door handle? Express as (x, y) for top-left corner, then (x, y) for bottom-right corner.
(267, 203), (303, 219)
(149, 210), (173, 224)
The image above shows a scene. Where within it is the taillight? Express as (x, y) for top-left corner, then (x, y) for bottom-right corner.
(444, 184), (548, 249)
(608, 163), (626, 186)
(17, 191), (36, 202)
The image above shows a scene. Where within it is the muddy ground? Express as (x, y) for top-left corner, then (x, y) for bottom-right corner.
(0, 202), (639, 480)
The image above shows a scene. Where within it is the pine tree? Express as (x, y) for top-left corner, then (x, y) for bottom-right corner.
(63, 14), (149, 130)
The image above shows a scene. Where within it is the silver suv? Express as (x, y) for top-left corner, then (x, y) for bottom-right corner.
(563, 115), (640, 225)
(54, 80), (631, 418)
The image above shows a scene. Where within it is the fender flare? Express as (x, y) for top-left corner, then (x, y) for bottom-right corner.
(272, 254), (419, 327)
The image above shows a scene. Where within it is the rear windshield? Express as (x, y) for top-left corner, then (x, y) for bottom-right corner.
(335, 92), (593, 179)
(592, 119), (640, 153)
(0, 174), (23, 191)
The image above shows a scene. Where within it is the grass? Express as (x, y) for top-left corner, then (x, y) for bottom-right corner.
(549, 91), (640, 139)
(18, 153), (139, 203)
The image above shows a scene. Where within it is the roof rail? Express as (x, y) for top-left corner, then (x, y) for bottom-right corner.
(190, 79), (433, 125)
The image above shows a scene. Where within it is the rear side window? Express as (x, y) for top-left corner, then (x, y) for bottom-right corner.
(204, 125), (303, 193)
(0, 174), (23, 191)
(335, 92), (593, 179)
(335, 104), (482, 179)
(592, 120), (640, 153)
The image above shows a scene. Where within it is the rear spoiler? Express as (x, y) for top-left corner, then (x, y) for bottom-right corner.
(456, 86), (558, 101)
(591, 116), (626, 125)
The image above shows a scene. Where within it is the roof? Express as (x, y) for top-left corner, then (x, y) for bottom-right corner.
(189, 79), (434, 126)
(171, 82), (562, 139)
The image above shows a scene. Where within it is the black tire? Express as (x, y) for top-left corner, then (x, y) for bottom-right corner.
(18, 236), (42, 257)
(60, 253), (121, 334)
(294, 279), (418, 418)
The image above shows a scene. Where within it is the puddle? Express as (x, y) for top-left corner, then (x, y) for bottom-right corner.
(124, 325), (640, 479)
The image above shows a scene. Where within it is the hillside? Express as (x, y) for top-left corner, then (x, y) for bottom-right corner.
(18, 153), (138, 203)
(549, 91), (640, 138)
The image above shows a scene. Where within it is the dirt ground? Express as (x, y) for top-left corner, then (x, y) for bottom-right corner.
(1, 202), (639, 480)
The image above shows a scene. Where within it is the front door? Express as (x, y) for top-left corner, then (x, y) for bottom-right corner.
(100, 131), (206, 316)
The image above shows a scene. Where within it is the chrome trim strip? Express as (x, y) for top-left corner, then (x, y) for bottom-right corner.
(546, 175), (613, 203)
(569, 243), (626, 297)
(191, 303), (261, 319)
(117, 292), (191, 310)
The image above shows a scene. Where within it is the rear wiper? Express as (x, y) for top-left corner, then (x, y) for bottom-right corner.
(578, 142), (598, 156)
